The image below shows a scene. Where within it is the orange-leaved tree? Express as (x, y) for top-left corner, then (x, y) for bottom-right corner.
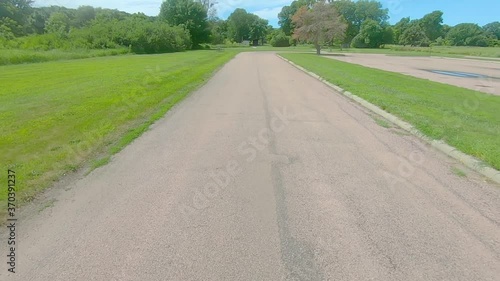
(292, 1), (347, 55)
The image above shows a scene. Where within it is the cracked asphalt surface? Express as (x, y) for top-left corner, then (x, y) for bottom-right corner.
(2, 52), (500, 280)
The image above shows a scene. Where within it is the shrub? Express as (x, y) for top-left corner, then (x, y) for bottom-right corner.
(270, 32), (291, 47)
(466, 35), (489, 47)
(351, 34), (366, 48)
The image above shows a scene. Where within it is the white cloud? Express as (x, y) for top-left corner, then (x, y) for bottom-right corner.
(252, 6), (284, 25)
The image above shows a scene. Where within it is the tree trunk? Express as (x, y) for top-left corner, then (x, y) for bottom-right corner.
(315, 44), (321, 55)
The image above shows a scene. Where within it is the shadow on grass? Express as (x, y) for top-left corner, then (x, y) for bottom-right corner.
(320, 53), (348, 57)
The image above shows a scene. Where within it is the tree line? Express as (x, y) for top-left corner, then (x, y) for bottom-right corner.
(0, 0), (273, 53)
(278, 0), (500, 48)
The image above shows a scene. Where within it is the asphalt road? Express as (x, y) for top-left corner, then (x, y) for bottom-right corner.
(3, 52), (500, 280)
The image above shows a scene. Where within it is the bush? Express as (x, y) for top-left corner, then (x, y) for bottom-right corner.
(270, 32), (291, 47)
(466, 35), (489, 47)
(488, 39), (500, 47)
(351, 34), (366, 48)
(13, 18), (192, 54)
(138, 24), (191, 53)
(17, 33), (68, 50)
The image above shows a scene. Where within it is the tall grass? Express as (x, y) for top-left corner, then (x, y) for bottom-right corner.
(0, 48), (130, 65)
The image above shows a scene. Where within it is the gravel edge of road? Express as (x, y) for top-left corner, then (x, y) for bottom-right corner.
(277, 54), (500, 185)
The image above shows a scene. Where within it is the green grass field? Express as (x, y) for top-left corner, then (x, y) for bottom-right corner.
(0, 50), (237, 212)
(0, 48), (131, 65)
(280, 53), (500, 171)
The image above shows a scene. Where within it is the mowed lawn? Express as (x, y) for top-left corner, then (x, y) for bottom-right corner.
(280, 53), (500, 171)
(0, 50), (237, 208)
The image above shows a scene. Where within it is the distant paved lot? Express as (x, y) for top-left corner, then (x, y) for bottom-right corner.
(325, 53), (500, 95)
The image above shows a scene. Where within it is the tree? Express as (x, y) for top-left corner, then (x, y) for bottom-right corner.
(420, 10), (443, 41)
(73, 6), (96, 28)
(393, 17), (410, 44)
(249, 17), (268, 45)
(227, 8), (252, 42)
(278, 5), (295, 36)
(159, 0), (210, 46)
(208, 17), (227, 45)
(483, 21), (500, 39)
(292, 1), (347, 55)
(29, 8), (50, 34)
(0, 18), (17, 39)
(353, 0), (389, 27)
(446, 23), (485, 46)
(226, 9), (268, 44)
(331, 0), (388, 44)
(0, 0), (34, 36)
(399, 22), (429, 47)
(45, 12), (70, 35)
(351, 19), (385, 48)
(278, 0), (316, 36)
(382, 25), (394, 45)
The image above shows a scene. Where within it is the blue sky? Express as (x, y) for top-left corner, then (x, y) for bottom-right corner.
(34, 0), (500, 27)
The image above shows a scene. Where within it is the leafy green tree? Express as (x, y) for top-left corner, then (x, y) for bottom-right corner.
(292, 1), (347, 54)
(0, 18), (17, 39)
(278, 0), (316, 36)
(382, 25), (394, 45)
(441, 24), (451, 39)
(29, 6), (78, 34)
(73, 6), (96, 28)
(329, 0), (355, 44)
(353, 0), (389, 26)
(0, 0), (34, 36)
(446, 23), (485, 46)
(45, 12), (70, 35)
(249, 17), (268, 45)
(351, 19), (384, 48)
(278, 5), (295, 36)
(331, 0), (388, 44)
(159, 0), (210, 46)
(483, 21), (500, 39)
(29, 8), (49, 34)
(227, 8), (253, 42)
(208, 17), (227, 45)
(393, 17), (410, 44)
(399, 22), (430, 46)
(420, 10), (443, 41)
